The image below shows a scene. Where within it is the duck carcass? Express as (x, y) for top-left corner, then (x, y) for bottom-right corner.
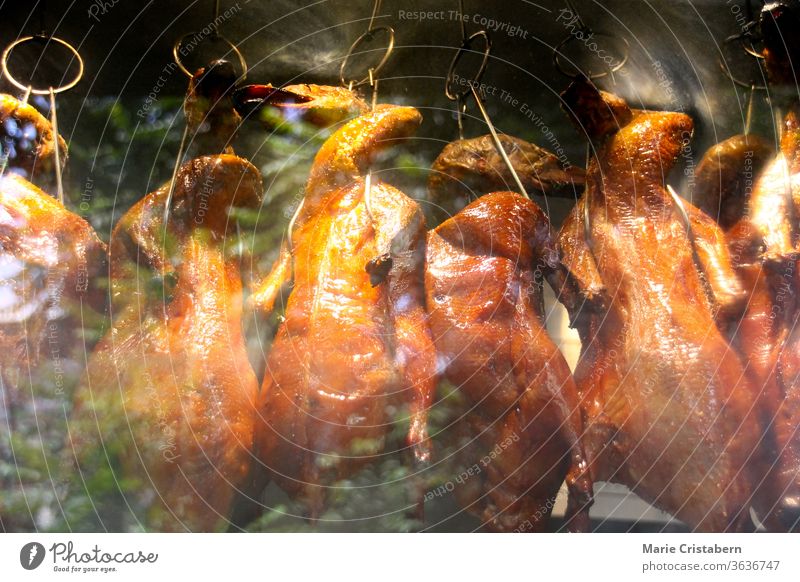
(251, 104), (436, 518)
(556, 78), (762, 531)
(0, 94), (106, 394)
(69, 62), (261, 531)
(425, 176), (592, 531)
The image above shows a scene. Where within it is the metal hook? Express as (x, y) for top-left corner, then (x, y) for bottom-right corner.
(368, 0), (383, 30)
(745, 82), (757, 135)
(162, 112), (190, 232)
(173, 32), (248, 81)
(442, 0), (526, 198)
(287, 197), (305, 255)
(444, 30), (492, 102)
(340, 0), (393, 87)
(339, 26), (395, 88)
(1, 34), (84, 95)
(719, 31), (768, 89)
(364, 68), (380, 221)
(582, 143), (592, 246)
(455, 95), (467, 140)
(211, 0), (221, 38)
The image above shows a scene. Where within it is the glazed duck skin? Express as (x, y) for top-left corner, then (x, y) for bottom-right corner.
(694, 134), (774, 231)
(0, 97), (106, 376)
(744, 103), (800, 531)
(70, 155), (262, 532)
(252, 105), (436, 516)
(69, 63), (261, 531)
(234, 83), (367, 127)
(557, 80), (760, 532)
(428, 134), (584, 206)
(426, 191), (592, 532)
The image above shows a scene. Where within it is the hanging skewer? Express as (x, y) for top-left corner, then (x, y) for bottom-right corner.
(1, 33), (84, 202)
(444, 0), (529, 199)
(552, 2), (628, 261)
(468, 84), (529, 199)
(339, 0), (396, 221)
(165, 0), (248, 228)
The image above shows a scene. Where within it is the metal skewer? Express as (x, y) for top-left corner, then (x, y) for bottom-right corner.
(469, 84), (529, 199)
(444, 0), (528, 199)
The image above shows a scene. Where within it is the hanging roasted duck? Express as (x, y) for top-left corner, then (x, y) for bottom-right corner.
(759, 102), (800, 531)
(0, 93), (106, 392)
(69, 61), (264, 531)
(428, 133), (585, 211)
(556, 78), (762, 531)
(425, 172), (593, 531)
(250, 104), (436, 518)
(694, 134), (774, 232)
(725, 0), (800, 531)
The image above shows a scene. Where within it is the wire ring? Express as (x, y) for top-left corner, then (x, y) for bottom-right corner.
(1, 35), (84, 95)
(172, 32), (248, 81)
(719, 33), (768, 90)
(339, 26), (395, 88)
(553, 31), (629, 80)
(445, 30), (491, 102)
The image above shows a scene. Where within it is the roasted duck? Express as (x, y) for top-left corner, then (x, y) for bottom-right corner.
(694, 134), (774, 232)
(0, 95), (106, 391)
(251, 105), (436, 518)
(0, 93), (65, 182)
(761, 0), (800, 86)
(727, 104), (800, 531)
(0, 94), (106, 531)
(69, 62), (261, 531)
(428, 134), (584, 216)
(557, 79), (761, 531)
(425, 184), (592, 531)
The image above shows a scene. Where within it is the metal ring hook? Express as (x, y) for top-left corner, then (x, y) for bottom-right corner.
(1, 34), (84, 95)
(719, 32), (768, 89)
(339, 25), (395, 88)
(445, 30), (492, 102)
(553, 32), (629, 80)
(172, 32), (248, 82)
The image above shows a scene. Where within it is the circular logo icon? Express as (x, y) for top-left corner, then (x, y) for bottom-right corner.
(20, 542), (46, 570)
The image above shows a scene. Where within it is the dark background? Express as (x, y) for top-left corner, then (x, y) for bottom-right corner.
(0, 0), (780, 226)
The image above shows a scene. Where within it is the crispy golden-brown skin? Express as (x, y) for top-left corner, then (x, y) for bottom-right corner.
(0, 174), (106, 359)
(234, 83), (367, 129)
(426, 191), (592, 532)
(70, 155), (262, 531)
(557, 80), (760, 531)
(69, 65), (261, 531)
(729, 104), (800, 531)
(0, 95), (105, 377)
(252, 105), (436, 517)
(694, 134), (774, 231)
